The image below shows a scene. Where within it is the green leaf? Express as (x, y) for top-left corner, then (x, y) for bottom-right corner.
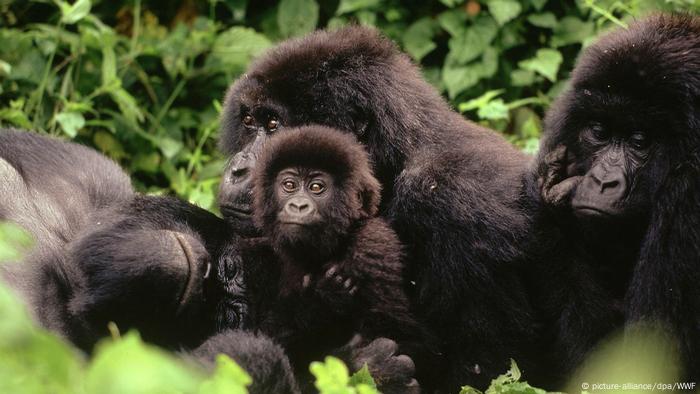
(439, 0), (465, 6)
(477, 98), (509, 120)
(438, 9), (468, 37)
(277, 0), (319, 38)
(156, 137), (184, 159)
(348, 364), (377, 389)
(445, 16), (498, 66)
(551, 17), (595, 47)
(403, 18), (437, 62)
(444, 48), (498, 99)
(530, 0), (547, 10)
(59, 0), (92, 24)
(207, 26), (272, 77)
(335, 0), (379, 15)
(54, 111), (85, 138)
(310, 356), (353, 394)
(518, 48), (562, 82)
(511, 69), (536, 86)
(0, 222), (32, 262)
(487, 0), (522, 26)
(109, 87), (144, 125)
(458, 89), (504, 112)
(527, 12), (558, 29)
(93, 130), (126, 159)
(198, 354), (251, 394)
(101, 45), (117, 86)
(86, 332), (201, 394)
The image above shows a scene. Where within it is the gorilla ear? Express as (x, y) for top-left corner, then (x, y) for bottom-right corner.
(357, 178), (381, 218)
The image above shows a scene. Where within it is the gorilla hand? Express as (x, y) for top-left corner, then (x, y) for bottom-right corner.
(315, 264), (360, 312)
(339, 335), (420, 394)
(539, 145), (583, 208)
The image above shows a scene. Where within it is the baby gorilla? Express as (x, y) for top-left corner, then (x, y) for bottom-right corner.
(250, 126), (424, 392)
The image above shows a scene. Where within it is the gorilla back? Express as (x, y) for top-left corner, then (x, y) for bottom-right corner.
(218, 26), (540, 389)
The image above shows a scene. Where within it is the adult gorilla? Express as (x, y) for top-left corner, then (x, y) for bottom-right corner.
(531, 14), (700, 381)
(218, 26), (540, 390)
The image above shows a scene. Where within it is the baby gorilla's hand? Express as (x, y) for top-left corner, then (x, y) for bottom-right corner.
(314, 264), (359, 312)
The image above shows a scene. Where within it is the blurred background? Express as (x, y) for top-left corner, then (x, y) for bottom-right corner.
(0, 0), (698, 211)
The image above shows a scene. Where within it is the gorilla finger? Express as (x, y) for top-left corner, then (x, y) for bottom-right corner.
(392, 354), (416, 376)
(325, 265), (338, 278)
(544, 144), (568, 166)
(349, 285), (359, 295)
(343, 278), (354, 289)
(367, 337), (399, 357)
(302, 274), (312, 289)
(546, 176), (583, 206)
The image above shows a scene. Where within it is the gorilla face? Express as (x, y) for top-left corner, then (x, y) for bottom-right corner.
(274, 167), (334, 242)
(569, 118), (654, 220)
(218, 78), (290, 237)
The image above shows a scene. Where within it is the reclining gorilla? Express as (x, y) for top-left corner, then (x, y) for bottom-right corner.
(530, 14), (700, 382)
(246, 126), (429, 392)
(0, 129), (299, 393)
(0, 130), (419, 393)
(219, 25), (541, 390)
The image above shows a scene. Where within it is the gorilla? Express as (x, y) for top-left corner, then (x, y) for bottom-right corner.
(0, 129), (299, 393)
(248, 126), (430, 392)
(530, 13), (700, 382)
(0, 129), (417, 393)
(218, 25), (540, 390)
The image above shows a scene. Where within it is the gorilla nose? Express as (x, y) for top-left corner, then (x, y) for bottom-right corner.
(590, 168), (626, 195)
(285, 197), (314, 216)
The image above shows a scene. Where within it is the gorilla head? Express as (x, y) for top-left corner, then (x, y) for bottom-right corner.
(251, 125), (380, 261)
(540, 13), (700, 227)
(217, 26), (450, 234)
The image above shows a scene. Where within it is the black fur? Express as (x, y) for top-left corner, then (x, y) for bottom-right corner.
(219, 26), (540, 390)
(528, 14), (700, 383)
(248, 126), (427, 392)
(0, 129), (298, 393)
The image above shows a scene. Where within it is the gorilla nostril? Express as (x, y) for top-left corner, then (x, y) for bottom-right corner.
(230, 166), (249, 179)
(600, 179), (619, 191)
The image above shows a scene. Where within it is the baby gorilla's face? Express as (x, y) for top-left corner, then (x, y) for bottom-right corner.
(274, 167), (334, 244)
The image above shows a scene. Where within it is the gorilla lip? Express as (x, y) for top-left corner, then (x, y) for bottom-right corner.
(220, 204), (253, 218)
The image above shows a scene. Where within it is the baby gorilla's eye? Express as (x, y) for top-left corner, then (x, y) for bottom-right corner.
(282, 180), (297, 192)
(267, 119), (279, 131)
(242, 114), (254, 126)
(308, 182), (325, 194)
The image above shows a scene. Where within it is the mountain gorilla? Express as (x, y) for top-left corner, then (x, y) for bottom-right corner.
(0, 130), (298, 393)
(219, 26), (540, 390)
(530, 14), (700, 381)
(248, 126), (429, 392)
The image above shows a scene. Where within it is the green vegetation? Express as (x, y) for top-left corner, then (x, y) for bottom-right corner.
(1, 0), (697, 209)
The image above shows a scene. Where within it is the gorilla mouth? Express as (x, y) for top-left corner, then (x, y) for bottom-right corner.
(220, 204), (253, 218)
(573, 205), (616, 217)
(280, 220), (310, 227)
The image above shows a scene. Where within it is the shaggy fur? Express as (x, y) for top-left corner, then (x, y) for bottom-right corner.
(0, 130), (299, 393)
(248, 127), (426, 393)
(528, 13), (700, 382)
(219, 26), (540, 390)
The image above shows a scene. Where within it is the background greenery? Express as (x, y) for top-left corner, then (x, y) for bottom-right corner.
(1, 0), (697, 211)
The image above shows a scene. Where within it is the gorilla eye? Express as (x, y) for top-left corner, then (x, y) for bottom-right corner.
(242, 115), (254, 126)
(267, 119), (279, 131)
(630, 132), (649, 149)
(308, 181), (326, 194)
(282, 180), (298, 192)
(590, 122), (607, 139)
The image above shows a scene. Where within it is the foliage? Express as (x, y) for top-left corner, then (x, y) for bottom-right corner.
(1, 0), (697, 208)
(310, 357), (379, 394)
(459, 360), (553, 394)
